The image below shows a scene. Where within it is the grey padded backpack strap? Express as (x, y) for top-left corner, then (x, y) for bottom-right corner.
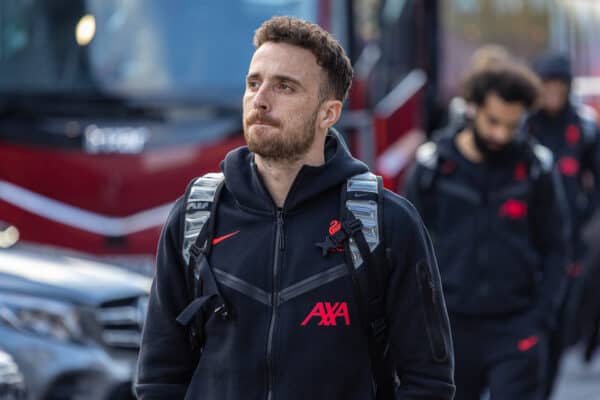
(343, 172), (396, 399)
(182, 172), (225, 267)
(346, 172), (381, 269)
(577, 104), (598, 144)
(415, 142), (440, 191)
(531, 143), (554, 180)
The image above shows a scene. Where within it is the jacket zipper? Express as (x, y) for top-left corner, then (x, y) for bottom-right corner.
(266, 210), (284, 400)
(480, 166), (490, 295)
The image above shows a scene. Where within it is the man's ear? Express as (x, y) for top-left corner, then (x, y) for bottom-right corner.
(318, 99), (343, 130)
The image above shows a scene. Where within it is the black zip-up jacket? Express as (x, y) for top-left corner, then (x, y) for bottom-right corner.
(135, 135), (455, 400)
(528, 104), (600, 259)
(404, 129), (569, 330)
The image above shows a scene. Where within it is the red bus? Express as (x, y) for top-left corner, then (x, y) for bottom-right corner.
(0, 1), (436, 272)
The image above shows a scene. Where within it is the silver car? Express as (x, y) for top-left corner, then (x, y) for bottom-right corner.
(0, 243), (151, 400)
(0, 348), (26, 399)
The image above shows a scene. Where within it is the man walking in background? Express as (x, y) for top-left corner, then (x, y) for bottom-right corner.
(405, 59), (569, 399)
(528, 52), (600, 397)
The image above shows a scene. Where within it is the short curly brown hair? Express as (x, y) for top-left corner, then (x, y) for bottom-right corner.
(462, 60), (540, 109)
(253, 16), (353, 102)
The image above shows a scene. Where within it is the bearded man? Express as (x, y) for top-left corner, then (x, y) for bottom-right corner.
(136, 16), (454, 400)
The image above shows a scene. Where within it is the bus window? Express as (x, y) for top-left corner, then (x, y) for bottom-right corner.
(352, 0), (422, 107)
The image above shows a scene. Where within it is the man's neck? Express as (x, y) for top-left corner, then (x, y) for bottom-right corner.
(255, 145), (325, 208)
(542, 106), (569, 121)
(455, 129), (484, 164)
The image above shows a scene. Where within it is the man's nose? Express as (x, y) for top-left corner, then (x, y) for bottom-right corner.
(495, 127), (513, 144)
(253, 85), (271, 112)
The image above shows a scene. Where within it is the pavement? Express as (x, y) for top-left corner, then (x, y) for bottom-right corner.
(552, 346), (600, 400)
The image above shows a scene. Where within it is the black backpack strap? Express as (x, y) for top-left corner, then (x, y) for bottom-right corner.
(342, 172), (396, 399)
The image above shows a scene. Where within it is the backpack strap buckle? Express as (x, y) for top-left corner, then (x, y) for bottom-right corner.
(189, 243), (202, 259)
(214, 304), (231, 320)
(343, 217), (363, 236)
(315, 217), (363, 257)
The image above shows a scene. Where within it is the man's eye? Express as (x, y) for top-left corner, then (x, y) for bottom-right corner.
(487, 116), (500, 126)
(277, 83), (293, 92)
(247, 81), (260, 89)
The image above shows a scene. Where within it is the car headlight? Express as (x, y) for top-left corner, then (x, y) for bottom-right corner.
(0, 292), (83, 344)
(0, 349), (25, 389)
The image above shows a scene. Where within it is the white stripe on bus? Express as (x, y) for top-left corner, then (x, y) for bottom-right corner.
(0, 180), (172, 236)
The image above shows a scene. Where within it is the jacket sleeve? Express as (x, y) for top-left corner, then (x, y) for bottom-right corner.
(403, 163), (436, 234)
(135, 198), (198, 399)
(403, 163), (424, 213)
(581, 124), (600, 223)
(531, 167), (570, 331)
(383, 191), (455, 400)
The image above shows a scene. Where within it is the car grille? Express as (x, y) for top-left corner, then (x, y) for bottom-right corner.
(95, 296), (148, 350)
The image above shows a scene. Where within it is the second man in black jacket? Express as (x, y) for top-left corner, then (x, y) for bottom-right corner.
(405, 59), (569, 400)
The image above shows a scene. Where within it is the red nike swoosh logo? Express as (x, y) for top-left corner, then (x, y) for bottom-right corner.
(212, 230), (240, 245)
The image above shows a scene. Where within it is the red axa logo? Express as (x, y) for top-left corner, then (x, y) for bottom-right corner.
(518, 335), (539, 352)
(301, 302), (350, 327)
(558, 156), (579, 177)
(565, 124), (580, 146)
(499, 199), (528, 220)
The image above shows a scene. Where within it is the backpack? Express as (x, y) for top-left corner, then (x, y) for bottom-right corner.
(175, 171), (398, 399)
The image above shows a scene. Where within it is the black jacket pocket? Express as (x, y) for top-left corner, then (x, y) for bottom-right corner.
(416, 260), (450, 363)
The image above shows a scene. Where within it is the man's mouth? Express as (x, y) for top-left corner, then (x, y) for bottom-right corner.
(250, 119), (279, 128)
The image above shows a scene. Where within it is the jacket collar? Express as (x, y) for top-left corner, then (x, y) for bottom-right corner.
(221, 129), (369, 214)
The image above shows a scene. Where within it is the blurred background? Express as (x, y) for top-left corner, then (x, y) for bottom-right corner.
(0, 1), (599, 399)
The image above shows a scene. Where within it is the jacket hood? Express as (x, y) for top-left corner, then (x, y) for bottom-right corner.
(221, 129), (368, 213)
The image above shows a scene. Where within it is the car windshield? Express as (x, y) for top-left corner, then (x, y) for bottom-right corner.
(0, 0), (318, 107)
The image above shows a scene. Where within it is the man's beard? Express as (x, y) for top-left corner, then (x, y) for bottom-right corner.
(244, 109), (318, 163)
(472, 123), (517, 164)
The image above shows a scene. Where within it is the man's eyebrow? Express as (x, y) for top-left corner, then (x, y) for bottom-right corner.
(246, 73), (304, 88)
(271, 74), (303, 88)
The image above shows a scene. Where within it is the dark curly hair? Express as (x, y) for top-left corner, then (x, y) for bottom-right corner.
(462, 60), (540, 109)
(253, 16), (353, 102)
